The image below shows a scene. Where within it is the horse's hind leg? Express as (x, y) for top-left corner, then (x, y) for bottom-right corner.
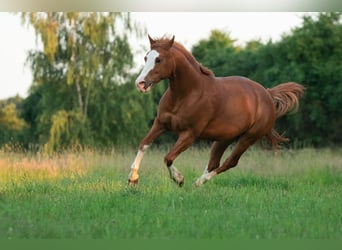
(194, 135), (257, 186)
(200, 140), (231, 175)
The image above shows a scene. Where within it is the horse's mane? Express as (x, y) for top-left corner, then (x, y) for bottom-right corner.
(151, 36), (215, 78)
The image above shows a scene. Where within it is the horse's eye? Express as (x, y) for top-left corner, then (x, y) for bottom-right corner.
(144, 56), (147, 62)
(155, 57), (161, 63)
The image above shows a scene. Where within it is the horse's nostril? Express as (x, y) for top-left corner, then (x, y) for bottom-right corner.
(136, 81), (146, 89)
(136, 81), (150, 92)
(144, 81), (151, 90)
(138, 81), (152, 90)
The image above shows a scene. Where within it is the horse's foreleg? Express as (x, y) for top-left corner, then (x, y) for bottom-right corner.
(164, 131), (195, 186)
(167, 165), (185, 187)
(128, 145), (149, 185)
(128, 120), (165, 186)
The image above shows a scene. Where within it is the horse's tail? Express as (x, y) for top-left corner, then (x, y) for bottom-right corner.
(267, 82), (305, 118)
(265, 82), (305, 149)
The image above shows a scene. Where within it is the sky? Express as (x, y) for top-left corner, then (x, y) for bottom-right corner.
(0, 12), (308, 100)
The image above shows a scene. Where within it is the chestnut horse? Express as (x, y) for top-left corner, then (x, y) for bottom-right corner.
(128, 35), (304, 187)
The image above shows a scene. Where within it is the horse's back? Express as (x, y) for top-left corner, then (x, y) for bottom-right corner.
(215, 76), (274, 110)
(216, 76), (268, 94)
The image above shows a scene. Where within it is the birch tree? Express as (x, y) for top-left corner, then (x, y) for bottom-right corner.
(21, 12), (141, 152)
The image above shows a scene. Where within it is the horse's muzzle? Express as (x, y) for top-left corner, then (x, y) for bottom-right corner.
(136, 80), (153, 93)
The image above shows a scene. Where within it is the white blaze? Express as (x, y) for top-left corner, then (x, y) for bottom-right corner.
(135, 50), (159, 85)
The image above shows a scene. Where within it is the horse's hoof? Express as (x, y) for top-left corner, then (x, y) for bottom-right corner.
(177, 178), (184, 187)
(193, 180), (203, 187)
(193, 176), (208, 187)
(194, 171), (216, 187)
(172, 175), (184, 187)
(128, 178), (139, 186)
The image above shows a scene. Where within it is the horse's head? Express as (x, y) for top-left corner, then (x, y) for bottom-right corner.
(135, 35), (175, 93)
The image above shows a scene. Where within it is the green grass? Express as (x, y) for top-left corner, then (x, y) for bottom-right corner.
(0, 147), (341, 239)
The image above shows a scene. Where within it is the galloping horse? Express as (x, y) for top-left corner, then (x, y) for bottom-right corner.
(128, 35), (305, 187)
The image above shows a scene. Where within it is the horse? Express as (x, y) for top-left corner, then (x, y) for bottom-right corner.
(128, 35), (305, 187)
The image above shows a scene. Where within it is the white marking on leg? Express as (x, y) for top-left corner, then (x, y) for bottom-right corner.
(194, 171), (217, 187)
(168, 165), (184, 186)
(135, 50), (160, 86)
(202, 165), (209, 175)
(141, 145), (149, 151)
(128, 145), (149, 182)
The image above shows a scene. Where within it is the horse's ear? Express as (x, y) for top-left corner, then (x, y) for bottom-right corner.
(148, 34), (155, 47)
(167, 35), (175, 49)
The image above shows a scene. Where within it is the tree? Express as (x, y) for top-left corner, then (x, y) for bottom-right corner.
(192, 30), (239, 76)
(0, 96), (27, 146)
(20, 12), (143, 151)
(191, 30), (262, 78)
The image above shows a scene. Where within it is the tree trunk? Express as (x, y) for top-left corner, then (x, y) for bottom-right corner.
(70, 16), (85, 116)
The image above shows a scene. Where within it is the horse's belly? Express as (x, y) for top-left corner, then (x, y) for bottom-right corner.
(199, 122), (244, 141)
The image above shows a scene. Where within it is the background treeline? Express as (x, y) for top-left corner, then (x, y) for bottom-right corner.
(0, 12), (341, 151)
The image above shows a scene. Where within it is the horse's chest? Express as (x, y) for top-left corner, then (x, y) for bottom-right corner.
(159, 112), (188, 132)
(158, 94), (211, 133)
(158, 105), (209, 134)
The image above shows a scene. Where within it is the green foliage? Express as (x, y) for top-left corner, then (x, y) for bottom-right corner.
(192, 29), (239, 76)
(45, 110), (90, 154)
(0, 96), (27, 145)
(0, 101), (26, 131)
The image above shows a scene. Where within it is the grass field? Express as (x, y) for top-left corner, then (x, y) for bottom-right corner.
(0, 146), (341, 239)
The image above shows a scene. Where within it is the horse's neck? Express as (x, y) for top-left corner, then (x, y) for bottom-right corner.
(168, 56), (205, 98)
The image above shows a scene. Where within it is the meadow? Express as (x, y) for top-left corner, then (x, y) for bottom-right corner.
(0, 146), (341, 239)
